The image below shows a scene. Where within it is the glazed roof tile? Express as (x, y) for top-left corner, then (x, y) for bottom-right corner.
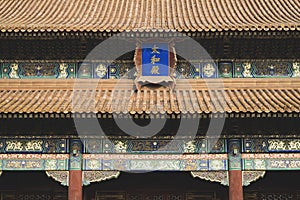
(0, 0), (299, 33)
(0, 79), (299, 114)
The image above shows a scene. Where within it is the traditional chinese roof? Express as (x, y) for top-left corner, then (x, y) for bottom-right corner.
(0, 0), (299, 33)
(0, 79), (299, 115)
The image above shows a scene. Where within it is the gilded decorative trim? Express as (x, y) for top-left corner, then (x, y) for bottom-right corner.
(243, 171), (265, 186)
(0, 154), (69, 159)
(83, 154), (228, 160)
(191, 171), (228, 186)
(82, 171), (120, 186)
(46, 171), (120, 186)
(46, 171), (69, 186)
(0, 154), (69, 170)
(242, 153), (300, 159)
(191, 171), (265, 186)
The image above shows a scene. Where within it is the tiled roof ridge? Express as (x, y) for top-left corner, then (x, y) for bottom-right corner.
(0, 0), (299, 33)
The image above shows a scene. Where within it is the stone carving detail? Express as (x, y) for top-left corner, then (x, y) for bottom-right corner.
(46, 171), (69, 186)
(83, 171), (120, 186)
(191, 171), (265, 186)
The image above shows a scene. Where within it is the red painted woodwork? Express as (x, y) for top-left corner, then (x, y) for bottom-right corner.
(229, 170), (243, 200)
(69, 170), (82, 200)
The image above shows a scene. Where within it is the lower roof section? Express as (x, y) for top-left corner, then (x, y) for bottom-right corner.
(0, 79), (299, 114)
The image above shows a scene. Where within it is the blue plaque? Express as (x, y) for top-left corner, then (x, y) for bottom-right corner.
(141, 43), (169, 76)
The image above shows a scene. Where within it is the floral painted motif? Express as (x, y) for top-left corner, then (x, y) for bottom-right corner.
(83, 171), (120, 186)
(114, 141), (127, 153)
(183, 141), (196, 153)
(292, 63), (300, 77)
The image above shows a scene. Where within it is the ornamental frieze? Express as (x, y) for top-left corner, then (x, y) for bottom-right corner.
(2, 63), (76, 79)
(268, 139), (300, 151)
(84, 139), (226, 154)
(0, 154), (69, 170)
(1, 60), (299, 79)
(83, 154), (228, 171)
(243, 153), (300, 170)
(5, 140), (43, 152)
(0, 139), (68, 153)
(4, 160), (42, 170)
(243, 139), (300, 153)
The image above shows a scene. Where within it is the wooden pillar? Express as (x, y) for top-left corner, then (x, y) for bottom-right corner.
(69, 170), (82, 200)
(69, 139), (83, 200)
(228, 139), (243, 200)
(229, 170), (243, 200)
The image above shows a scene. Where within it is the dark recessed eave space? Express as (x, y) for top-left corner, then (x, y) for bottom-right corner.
(0, 30), (300, 39)
(0, 112), (299, 137)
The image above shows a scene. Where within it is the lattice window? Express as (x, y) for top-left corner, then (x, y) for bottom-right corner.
(16, 193), (52, 200)
(97, 191), (216, 200)
(128, 194), (143, 200)
(0, 191), (67, 200)
(96, 191), (126, 200)
(145, 194), (164, 200)
(245, 192), (300, 200)
(259, 193), (296, 200)
(167, 194), (183, 200)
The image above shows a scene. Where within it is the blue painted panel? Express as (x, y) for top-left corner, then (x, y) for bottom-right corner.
(142, 43), (169, 76)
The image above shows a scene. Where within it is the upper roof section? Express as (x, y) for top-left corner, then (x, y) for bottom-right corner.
(0, 0), (299, 33)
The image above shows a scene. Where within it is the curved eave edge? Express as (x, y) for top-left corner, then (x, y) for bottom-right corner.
(0, 111), (299, 119)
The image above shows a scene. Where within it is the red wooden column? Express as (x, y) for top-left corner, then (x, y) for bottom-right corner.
(69, 140), (83, 200)
(228, 139), (243, 200)
(229, 170), (243, 200)
(69, 170), (82, 200)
